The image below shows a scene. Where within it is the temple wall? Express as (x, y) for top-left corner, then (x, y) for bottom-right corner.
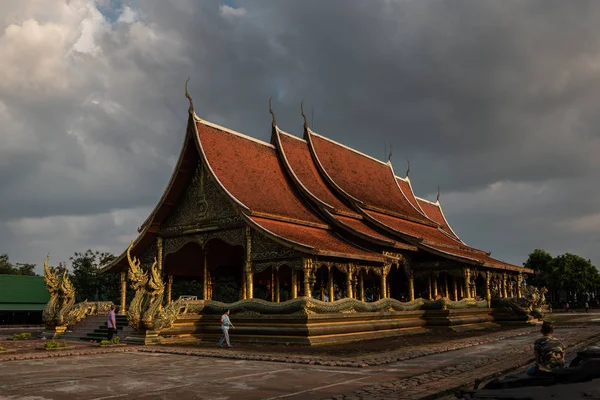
(147, 307), (530, 346)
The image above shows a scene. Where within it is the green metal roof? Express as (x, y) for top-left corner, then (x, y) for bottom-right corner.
(0, 303), (46, 311)
(0, 275), (49, 307)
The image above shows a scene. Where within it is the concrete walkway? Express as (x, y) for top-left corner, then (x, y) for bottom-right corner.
(0, 325), (599, 400)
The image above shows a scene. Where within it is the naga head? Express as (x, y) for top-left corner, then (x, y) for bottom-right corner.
(43, 253), (60, 295)
(127, 241), (148, 290)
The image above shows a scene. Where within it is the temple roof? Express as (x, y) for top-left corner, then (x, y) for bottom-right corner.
(195, 119), (386, 263)
(103, 106), (532, 275)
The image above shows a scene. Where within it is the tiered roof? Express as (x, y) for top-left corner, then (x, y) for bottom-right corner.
(104, 107), (531, 274)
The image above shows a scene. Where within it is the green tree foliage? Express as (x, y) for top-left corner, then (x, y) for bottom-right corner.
(0, 254), (38, 275)
(524, 250), (600, 303)
(69, 250), (121, 303)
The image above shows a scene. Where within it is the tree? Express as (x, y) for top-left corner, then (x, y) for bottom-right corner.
(0, 254), (38, 275)
(524, 249), (556, 300)
(69, 250), (120, 303)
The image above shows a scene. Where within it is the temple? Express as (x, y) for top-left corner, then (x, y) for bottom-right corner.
(101, 98), (533, 345)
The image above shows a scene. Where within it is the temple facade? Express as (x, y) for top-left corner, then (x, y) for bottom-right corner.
(103, 101), (532, 321)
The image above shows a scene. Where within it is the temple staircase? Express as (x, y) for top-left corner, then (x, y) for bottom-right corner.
(60, 315), (132, 342)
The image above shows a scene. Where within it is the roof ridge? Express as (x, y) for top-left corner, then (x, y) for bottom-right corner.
(415, 196), (438, 205)
(308, 128), (388, 166)
(195, 116), (275, 149)
(278, 128), (307, 142)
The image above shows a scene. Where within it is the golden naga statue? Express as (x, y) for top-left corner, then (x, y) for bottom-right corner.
(42, 254), (97, 329)
(126, 242), (187, 331)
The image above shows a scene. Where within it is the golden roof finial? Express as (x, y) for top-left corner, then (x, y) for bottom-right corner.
(406, 160), (410, 178)
(437, 185), (440, 202)
(387, 142), (393, 162)
(301, 101), (308, 129)
(269, 96), (277, 127)
(185, 77), (195, 115)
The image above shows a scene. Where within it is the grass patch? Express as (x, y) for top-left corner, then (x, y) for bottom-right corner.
(100, 337), (121, 346)
(12, 332), (31, 340)
(44, 340), (67, 349)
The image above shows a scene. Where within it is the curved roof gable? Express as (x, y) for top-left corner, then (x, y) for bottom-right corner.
(196, 120), (322, 225)
(416, 197), (463, 242)
(307, 130), (431, 224)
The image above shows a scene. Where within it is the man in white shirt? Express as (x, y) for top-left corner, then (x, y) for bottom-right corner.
(217, 309), (235, 348)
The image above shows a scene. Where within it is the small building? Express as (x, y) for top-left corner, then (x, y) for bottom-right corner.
(0, 275), (49, 325)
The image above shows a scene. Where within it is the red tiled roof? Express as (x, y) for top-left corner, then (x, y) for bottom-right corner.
(197, 121), (322, 225)
(416, 198), (461, 241)
(333, 214), (415, 250)
(248, 216), (384, 262)
(396, 177), (426, 216)
(276, 131), (353, 214)
(308, 131), (430, 223)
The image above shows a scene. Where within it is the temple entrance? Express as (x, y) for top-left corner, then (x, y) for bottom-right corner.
(474, 273), (486, 301)
(163, 238), (244, 303)
(388, 265), (409, 301)
(414, 274), (429, 300)
(164, 242), (204, 301)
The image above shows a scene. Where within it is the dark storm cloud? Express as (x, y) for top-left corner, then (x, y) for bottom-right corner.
(1, 0), (599, 269)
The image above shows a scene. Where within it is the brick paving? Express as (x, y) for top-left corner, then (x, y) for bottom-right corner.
(0, 323), (599, 399)
(327, 326), (600, 400)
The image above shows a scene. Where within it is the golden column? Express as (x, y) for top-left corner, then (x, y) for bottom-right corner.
(501, 273), (508, 298)
(346, 265), (354, 299)
(291, 270), (298, 299)
(452, 276), (458, 301)
(517, 274), (522, 298)
(157, 237), (163, 270)
(407, 269), (415, 301)
(359, 270), (365, 301)
(303, 258), (313, 298)
(241, 267), (246, 300)
(432, 273), (439, 298)
(428, 275), (432, 299)
(271, 267), (275, 302)
(320, 268), (325, 301)
(380, 266), (388, 299)
(119, 271), (127, 315)
(463, 268), (471, 298)
(328, 267), (335, 302)
(485, 271), (491, 307)
(244, 227), (253, 299)
(203, 250), (209, 300)
(444, 275), (449, 298)
(166, 275), (173, 303)
(276, 268), (280, 303)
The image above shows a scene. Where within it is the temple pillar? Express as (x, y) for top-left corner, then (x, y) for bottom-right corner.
(245, 227), (253, 299)
(380, 266), (388, 299)
(276, 268), (280, 303)
(328, 267), (334, 301)
(119, 271), (127, 315)
(432, 273), (439, 298)
(517, 274), (522, 298)
(452, 276), (458, 301)
(291, 270), (298, 299)
(463, 268), (471, 298)
(346, 265), (354, 299)
(241, 267), (247, 300)
(166, 275), (173, 303)
(485, 271), (491, 307)
(359, 271), (365, 301)
(502, 273), (508, 298)
(203, 251), (209, 300)
(157, 237), (163, 271)
(303, 258), (313, 298)
(271, 267), (275, 302)
(428, 276), (433, 299)
(444, 275), (449, 298)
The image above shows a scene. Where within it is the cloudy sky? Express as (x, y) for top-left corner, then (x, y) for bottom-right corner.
(2, 0), (600, 273)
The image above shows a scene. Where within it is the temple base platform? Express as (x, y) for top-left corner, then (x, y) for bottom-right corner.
(126, 297), (534, 345)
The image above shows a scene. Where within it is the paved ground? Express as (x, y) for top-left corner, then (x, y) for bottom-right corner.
(0, 322), (599, 400)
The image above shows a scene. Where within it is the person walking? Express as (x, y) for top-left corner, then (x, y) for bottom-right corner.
(107, 304), (117, 341)
(585, 302), (590, 313)
(217, 309), (235, 348)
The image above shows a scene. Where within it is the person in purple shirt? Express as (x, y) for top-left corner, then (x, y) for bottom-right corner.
(107, 304), (117, 340)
